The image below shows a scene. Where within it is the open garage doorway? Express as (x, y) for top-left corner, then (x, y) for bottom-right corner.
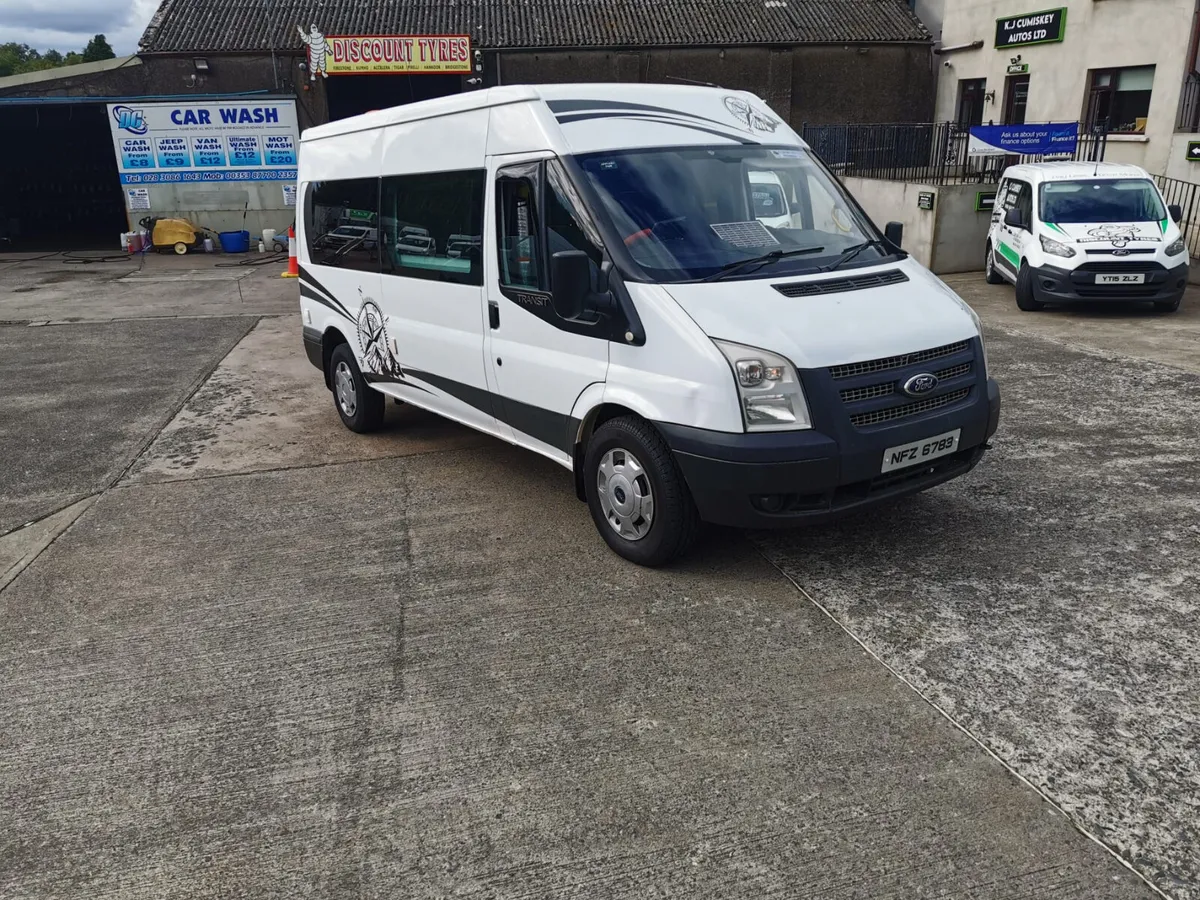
(325, 74), (463, 121)
(0, 103), (128, 251)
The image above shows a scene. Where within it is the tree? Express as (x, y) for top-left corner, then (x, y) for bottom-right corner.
(82, 35), (115, 63)
(0, 35), (114, 77)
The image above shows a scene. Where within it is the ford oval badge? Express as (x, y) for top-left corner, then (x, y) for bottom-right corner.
(903, 373), (939, 397)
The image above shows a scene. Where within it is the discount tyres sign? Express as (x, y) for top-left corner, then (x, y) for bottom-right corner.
(107, 100), (300, 185)
(995, 8), (1067, 48)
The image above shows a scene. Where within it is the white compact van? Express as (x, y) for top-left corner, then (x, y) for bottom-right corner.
(985, 161), (1188, 312)
(298, 84), (1001, 566)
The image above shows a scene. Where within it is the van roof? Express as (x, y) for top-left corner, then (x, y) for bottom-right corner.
(300, 82), (778, 142)
(1001, 160), (1151, 182)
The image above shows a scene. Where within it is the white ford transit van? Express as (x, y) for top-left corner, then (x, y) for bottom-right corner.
(298, 84), (1001, 566)
(985, 161), (1188, 312)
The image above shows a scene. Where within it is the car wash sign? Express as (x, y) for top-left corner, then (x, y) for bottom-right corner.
(995, 8), (1067, 48)
(297, 25), (471, 76)
(107, 100), (299, 185)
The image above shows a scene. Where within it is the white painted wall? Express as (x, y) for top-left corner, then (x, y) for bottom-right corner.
(844, 176), (939, 268)
(846, 177), (998, 274)
(124, 183), (297, 248)
(934, 0), (1194, 176)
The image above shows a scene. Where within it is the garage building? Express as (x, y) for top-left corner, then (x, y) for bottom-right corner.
(0, 0), (935, 250)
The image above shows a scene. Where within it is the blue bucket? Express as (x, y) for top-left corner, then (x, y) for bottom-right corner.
(218, 230), (250, 253)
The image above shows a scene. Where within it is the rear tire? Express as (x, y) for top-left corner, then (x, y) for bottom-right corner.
(984, 242), (1005, 284)
(1015, 262), (1045, 311)
(584, 416), (700, 567)
(330, 343), (385, 433)
(1153, 297), (1182, 313)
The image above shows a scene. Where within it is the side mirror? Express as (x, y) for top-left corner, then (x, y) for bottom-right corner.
(1004, 207), (1024, 229)
(1169, 203), (1183, 224)
(550, 250), (591, 321)
(884, 221), (904, 250)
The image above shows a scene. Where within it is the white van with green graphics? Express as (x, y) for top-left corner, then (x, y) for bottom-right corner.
(985, 161), (1188, 313)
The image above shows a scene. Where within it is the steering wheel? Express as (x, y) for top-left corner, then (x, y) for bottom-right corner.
(624, 215), (687, 246)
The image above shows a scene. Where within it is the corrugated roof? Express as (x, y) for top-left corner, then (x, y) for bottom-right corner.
(139, 0), (930, 53)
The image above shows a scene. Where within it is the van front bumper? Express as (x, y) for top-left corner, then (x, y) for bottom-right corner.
(1030, 260), (1188, 304)
(657, 379), (1000, 529)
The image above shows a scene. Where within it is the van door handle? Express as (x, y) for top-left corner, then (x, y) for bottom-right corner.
(488, 301), (500, 330)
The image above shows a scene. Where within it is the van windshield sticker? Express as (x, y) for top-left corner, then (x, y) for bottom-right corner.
(770, 149), (804, 159)
(600, 161), (617, 170)
(710, 220), (779, 248)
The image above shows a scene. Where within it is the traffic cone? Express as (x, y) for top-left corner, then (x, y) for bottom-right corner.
(282, 225), (299, 278)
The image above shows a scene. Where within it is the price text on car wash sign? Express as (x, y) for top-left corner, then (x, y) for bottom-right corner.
(326, 35), (471, 73)
(995, 8), (1066, 49)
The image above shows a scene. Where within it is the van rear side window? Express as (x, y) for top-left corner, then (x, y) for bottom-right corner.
(381, 170), (485, 286)
(305, 178), (380, 272)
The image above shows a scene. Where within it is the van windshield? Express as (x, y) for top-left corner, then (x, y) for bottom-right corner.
(1039, 179), (1166, 224)
(574, 145), (885, 282)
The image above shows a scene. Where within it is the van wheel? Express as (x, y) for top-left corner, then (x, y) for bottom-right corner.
(330, 343), (385, 433)
(584, 416), (700, 567)
(1015, 263), (1045, 311)
(984, 242), (1005, 284)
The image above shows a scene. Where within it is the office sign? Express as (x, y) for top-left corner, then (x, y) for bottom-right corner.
(968, 122), (1078, 156)
(1007, 63), (1029, 75)
(107, 100), (299, 185)
(298, 26), (471, 75)
(995, 8), (1067, 49)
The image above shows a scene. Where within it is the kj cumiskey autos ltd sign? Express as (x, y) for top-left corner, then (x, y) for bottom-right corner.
(995, 8), (1067, 49)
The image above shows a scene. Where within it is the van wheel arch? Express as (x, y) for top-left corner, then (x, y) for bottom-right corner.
(572, 403), (650, 502)
(321, 327), (350, 389)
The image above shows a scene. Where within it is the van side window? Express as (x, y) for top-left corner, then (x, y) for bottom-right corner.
(497, 163), (545, 291)
(545, 159), (604, 291)
(380, 170), (485, 286)
(305, 178), (380, 272)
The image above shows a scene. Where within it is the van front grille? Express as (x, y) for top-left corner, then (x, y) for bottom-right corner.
(849, 388), (972, 428)
(829, 341), (970, 380)
(838, 360), (973, 404)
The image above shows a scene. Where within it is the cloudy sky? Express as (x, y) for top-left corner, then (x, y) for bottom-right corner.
(0, 0), (161, 55)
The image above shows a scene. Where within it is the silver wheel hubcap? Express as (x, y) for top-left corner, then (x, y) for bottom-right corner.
(597, 448), (654, 541)
(334, 361), (357, 417)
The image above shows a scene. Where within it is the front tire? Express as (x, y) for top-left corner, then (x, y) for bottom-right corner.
(330, 343), (385, 433)
(1015, 262), (1045, 311)
(584, 416), (700, 567)
(984, 242), (1005, 284)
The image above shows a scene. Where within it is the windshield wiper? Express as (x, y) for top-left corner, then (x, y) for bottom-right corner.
(700, 245), (825, 282)
(823, 238), (890, 273)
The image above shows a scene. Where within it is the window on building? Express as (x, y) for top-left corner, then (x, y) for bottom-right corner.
(1003, 74), (1029, 126)
(956, 78), (987, 128)
(305, 178), (380, 272)
(1086, 65), (1155, 134)
(379, 170), (485, 286)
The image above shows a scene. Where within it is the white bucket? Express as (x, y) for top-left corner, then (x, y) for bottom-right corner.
(203, 238), (215, 253)
(262, 228), (278, 250)
(120, 232), (131, 250)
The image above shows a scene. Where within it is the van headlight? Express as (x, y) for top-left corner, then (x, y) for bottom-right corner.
(1166, 236), (1187, 256)
(1039, 234), (1076, 258)
(714, 340), (812, 432)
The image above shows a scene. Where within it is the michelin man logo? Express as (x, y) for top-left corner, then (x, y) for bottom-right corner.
(298, 25), (329, 81)
(723, 96), (780, 134)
